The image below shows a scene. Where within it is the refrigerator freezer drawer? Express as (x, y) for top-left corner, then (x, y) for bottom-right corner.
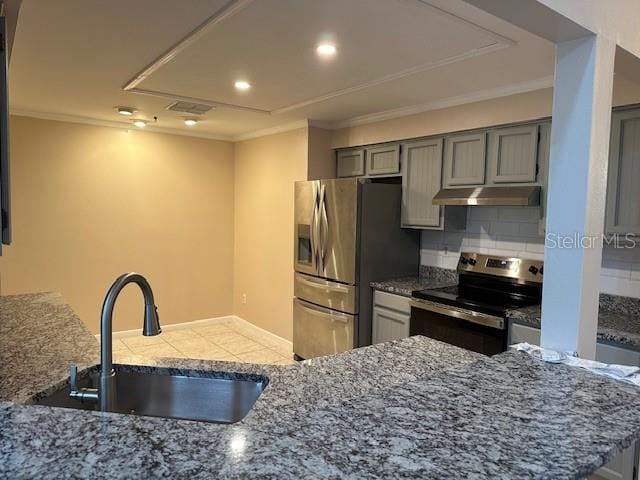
(293, 298), (355, 359)
(294, 272), (357, 314)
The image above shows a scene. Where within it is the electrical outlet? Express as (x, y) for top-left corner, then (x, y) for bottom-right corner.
(241, 293), (247, 305)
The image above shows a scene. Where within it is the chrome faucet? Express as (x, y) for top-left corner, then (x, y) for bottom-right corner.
(69, 273), (161, 411)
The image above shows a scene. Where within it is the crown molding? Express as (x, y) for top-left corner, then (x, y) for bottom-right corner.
(11, 77), (555, 142)
(10, 109), (235, 141)
(232, 120), (309, 141)
(326, 75), (554, 129)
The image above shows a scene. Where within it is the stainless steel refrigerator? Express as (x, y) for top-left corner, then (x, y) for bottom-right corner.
(293, 178), (420, 359)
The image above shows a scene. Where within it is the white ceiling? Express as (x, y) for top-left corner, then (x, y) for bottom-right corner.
(9, 0), (557, 140)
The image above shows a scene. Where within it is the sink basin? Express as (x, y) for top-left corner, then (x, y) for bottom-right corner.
(35, 366), (268, 424)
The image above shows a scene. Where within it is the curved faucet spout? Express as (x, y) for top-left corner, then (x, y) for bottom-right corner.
(99, 272), (161, 411)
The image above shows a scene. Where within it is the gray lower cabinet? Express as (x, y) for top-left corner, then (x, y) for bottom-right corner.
(372, 291), (410, 344)
(367, 144), (400, 176)
(443, 132), (486, 186)
(401, 138), (444, 228)
(337, 148), (365, 178)
(606, 109), (640, 235)
(487, 125), (539, 183)
(509, 322), (638, 480)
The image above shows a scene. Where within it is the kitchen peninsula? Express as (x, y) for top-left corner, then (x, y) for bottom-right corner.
(2, 292), (640, 479)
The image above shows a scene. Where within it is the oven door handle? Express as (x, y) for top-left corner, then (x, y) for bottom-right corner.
(410, 299), (505, 330)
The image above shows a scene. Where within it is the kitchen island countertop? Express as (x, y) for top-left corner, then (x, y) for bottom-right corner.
(3, 292), (640, 479)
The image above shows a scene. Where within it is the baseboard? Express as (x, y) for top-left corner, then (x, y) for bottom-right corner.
(96, 315), (293, 350)
(230, 315), (293, 351)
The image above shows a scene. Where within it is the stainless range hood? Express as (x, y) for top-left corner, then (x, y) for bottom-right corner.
(432, 186), (541, 206)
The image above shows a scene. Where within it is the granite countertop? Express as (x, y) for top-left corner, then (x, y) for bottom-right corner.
(3, 292), (640, 479)
(371, 265), (640, 352)
(507, 305), (640, 351)
(370, 266), (458, 297)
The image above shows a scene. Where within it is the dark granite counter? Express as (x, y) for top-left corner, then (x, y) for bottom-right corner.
(370, 266), (457, 297)
(3, 292), (640, 479)
(507, 305), (640, 351)
(0, 292), (100, 402)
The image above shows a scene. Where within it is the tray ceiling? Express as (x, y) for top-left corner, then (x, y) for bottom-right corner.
(9, 0), (557, 139)
(133, 0), (512, 113)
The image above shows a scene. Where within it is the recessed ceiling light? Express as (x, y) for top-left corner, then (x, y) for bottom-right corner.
(316, 43), (337, 57)
(132, 119), (147, 128)
(234, 80), (251, 91)
(184, 118), (198, 126)
(116, 106), (135, 116)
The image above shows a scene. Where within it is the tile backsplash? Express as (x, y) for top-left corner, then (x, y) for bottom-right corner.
(420, 206), (640, 298)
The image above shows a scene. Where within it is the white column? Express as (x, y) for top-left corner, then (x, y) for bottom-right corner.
(540, 34), (615, 359)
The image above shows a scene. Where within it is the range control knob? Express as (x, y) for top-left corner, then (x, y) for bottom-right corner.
(539, 266), (543, 275)
(528, 265), (539, 275)
(468, 258), (477, 266)
(460, 257), (469, 265)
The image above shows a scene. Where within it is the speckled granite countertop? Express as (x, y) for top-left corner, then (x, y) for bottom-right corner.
(508, 305), (640, 351)
(3, 292), (640, 479)
(0, 292), (100, 402)
(372, 266), (640, 353)
(370, 266), (458, 297)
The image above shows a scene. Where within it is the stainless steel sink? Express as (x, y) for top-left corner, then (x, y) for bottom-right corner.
(35, 367), (268, 424)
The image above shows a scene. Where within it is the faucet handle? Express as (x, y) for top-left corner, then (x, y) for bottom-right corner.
(69, 363), (78, 391)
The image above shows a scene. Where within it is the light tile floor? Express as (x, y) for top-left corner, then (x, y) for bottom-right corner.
(112, 318), (295, 365)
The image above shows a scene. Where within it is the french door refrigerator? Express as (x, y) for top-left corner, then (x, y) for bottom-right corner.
(293, 178), (419, 359)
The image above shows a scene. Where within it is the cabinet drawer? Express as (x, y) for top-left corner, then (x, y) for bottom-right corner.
(508, 323), (541, 346)
(367, 144), (400, 176)
(373, 290), (411, 314)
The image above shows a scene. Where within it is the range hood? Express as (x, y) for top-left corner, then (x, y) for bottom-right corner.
(432, 186), (541, 207)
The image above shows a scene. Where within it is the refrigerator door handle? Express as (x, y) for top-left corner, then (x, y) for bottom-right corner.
(319, 184), (328, 270)
(295, 298), (350, 324)
(296, 273), (351, 293)
(310, 182), (320, 273)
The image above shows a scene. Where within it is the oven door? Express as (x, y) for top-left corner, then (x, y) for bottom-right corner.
(409, 299), (507, 356)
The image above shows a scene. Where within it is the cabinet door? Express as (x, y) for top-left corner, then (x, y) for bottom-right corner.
(606, 110), (640, 235)
(367, 144), (400, 176)
(443, 132), (486, 186)
(336, 149), (365, 178)
(401, 138), (443, 228)
(372, 306), (410, 344)
(537, 122), (551, 236)
(488, 125), (539, 183)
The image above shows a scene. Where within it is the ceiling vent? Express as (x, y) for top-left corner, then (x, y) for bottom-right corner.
(166, 101), (213, 115)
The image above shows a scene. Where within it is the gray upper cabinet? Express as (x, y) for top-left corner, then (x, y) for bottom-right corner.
(366, 144), (400, 176)
(401, 138), (443, 229)
(606, 109), (640, 235)
(336, 148), (365, 178)
(488, 125), (539, 183)
(443, 132), (486, 186)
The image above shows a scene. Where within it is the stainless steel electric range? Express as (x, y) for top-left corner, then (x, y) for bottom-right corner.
(410, 252), (543, 356)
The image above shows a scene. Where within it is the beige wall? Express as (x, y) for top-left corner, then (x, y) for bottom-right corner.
(232, 128), (308, 341)
(0, 116), (235, 333)
(307, 126), (335, 180)
(331, 77), (640, 148)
